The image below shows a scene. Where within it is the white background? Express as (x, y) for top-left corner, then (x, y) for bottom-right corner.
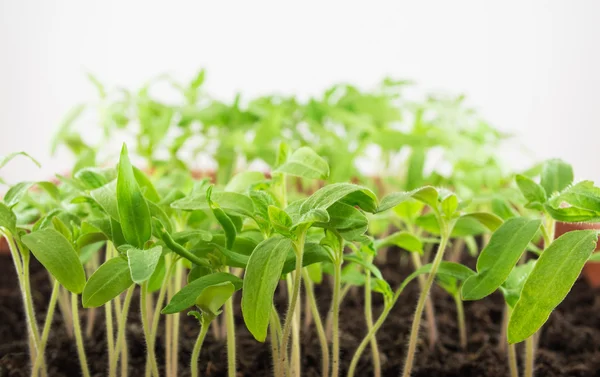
(1, 0), (599, 185)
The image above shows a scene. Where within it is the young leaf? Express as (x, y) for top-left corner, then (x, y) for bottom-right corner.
(508, 230), (598, 343)
(242, 235), (294, 342)
(377, 186), (439, 213)
(195, 282), (235, 317)
(499, 261), (536, 308)
(274, 146), (330, 180)
(300, 183), (377, 214)
(540, 159), (573, 196)
(225, 171), (266, 193)
(171, 189), (255, 218)
(268, 205), (293, 236)
(22, 229), (86, 294)
(461, 218), (541, 300)
(162, 272), (242, 314)
(0, 202), (17, 235)
(90, 180), (120, 221)
(127, 246), (163, 284)
(133, 166), (161, 203)
(374, 231), (423, 254)
(4, 182), (34, 208)
(82, 256), (134, 308)
(117, 144), (152, 248)
(207, 186), (237, 249)
(0, 152), (41, 169)
(553, 181), (600, 212)
(515, 174), (547, 207)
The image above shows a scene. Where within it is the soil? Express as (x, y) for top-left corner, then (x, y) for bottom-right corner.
(1, 250), (600, 377)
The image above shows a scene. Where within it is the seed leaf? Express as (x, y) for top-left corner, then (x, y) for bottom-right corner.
(461, 218), (541, 300)
(377, 186), (439, 213)
(540, 159), (573, 196)
(22, 229), (86, 294)
(162, 272), (242, 314)
(508, 230), (598, 343)
(82, 256), (133, 308)
(117, 144), (152, 248)
(242, 235), (294, 342)
(274, 146), (330, 180)
(300, 183), (377, 215)
(195, 282), (236, 317)
(127, 246), (163, 284)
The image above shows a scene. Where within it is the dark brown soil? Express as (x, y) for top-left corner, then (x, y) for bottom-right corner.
(1, 250), (600, 377)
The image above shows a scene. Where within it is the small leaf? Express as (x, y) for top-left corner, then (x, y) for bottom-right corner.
(4, 182), (34, 208)
(0, 152), (41, 169)
(399, 262), (475, 293)
(344, 254), (384, 280)
(274, 146), (330, 180)
(207, 186), (237, 249)
(499, 261), (536, 308)
(300, 183), (378, 215)
(82, 256), (133, 308)
(268, 205), (293, 236)
(0, 203), (17, 234)
(225, 171), (266, 193)
(242, 235), (294, 342)
(195, 282), (235, 317)
(171, 188), (255, 218)
(133, 166), (160, 203)
(22, 229), (86, 294)
(461, 218), (541, 300)
(90, 181), (120, 221)
(127, 246), (163, 284)
(117, 144), (152, 248)
(459, 212), (504, 232)
(515, 174), (547, 206)
(377, 186), (439, 213)
(374, 231), (423, 254)
(540, 159), (573, 196)
(553, 181), (600, 212)
(162, 272), (242, 314)
(508, 230), (598, 343)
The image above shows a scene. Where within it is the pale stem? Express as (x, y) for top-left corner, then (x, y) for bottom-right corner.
(171, 261), (184, 377)
(410, 252), (438, 350)
(326, 284), (351, 341)
(224, 268), (237, 377)
(110, 285), (135, 376)
(402, 226), (450, 377)
(453, 294), (467, 350)
(72, 293), (91, 377)
(302, 269), (330, 377)
(32, 278), (60, 376)
(331, 258), (342, 377)
(524, 336), (535, 377)
(347, 306), (392, 377)
(190, 318), (211, 377)
(364, 271), (381, 377)
(141, 282), (159, 377)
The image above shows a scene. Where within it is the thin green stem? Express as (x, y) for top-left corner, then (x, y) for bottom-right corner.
(105, 244), (116, 375)
(141, 282), (159, 377)
(326, 284), (351, 341)
(402, 224), (451, 377)
(110, 285), (135, 376)
(453, 294), (467, 350)
(524, 336), (534, 377)
(347, 306), (392, 377)
(276, 234), (305, 377)
(191, 318), (211, 377)
(331, 258), (342, 377)
(410, 252), (438, 350)
(171, 261), (184, 377)
(32, 278), (60, 376)
(270, 309), (281, 372)
(302, 269), (330, 377)
(288, 273), (301, 377)
(224, 277), (237, 377)
(364, 271), (381, 377)
(72, 293), (91, 377)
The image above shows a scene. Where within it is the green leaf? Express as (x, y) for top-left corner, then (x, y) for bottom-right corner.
(499, 261), (536, 308)
(195, 281), (235, 317)
(461, 218), (541, 300)
(300, 183), (378, 215)
(268, 205), (293, 236)
(274, 146), (330, 180)
(22, 229), (86, 294)
(344, 254), (384, 280)
(4, 182), (34, 208)
(162, 272), (242, 314)
(225, 171), (266, 193)
(127, 246), (163, 284)
(399, 262), (475, 293)
(0, 203), (17, 234)
(207, 186), (237, 249)
(0, 152), (41, 169)
(540, 159), (573, 196)
(377, 186), (439, 213)
(553, 181), (600, 212)
(74, 168), (110, 189)
(459, 212), (504, 232)
(82, 256), (134, 308)
(51, 104), (86, 155)
(147, 255), (166, 292)
(515, 174), (547, 207)
(90, 181), (120, 221)
(543, 204), (600, 223)
(117, 144), (152, 248)
(133, 166), (160, 203)
(374, 231), (423, 254)
(282, 243), (333, 275)
(242, 235), (294, 342)
(317, 201), (368, 242)
(508, 230), (598, 343)
(171, 188), (255, 218)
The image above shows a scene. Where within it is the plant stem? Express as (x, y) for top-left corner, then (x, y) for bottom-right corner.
(224, 267), (237, 377)
(85, 253), (99, 338)
(347, 305), (392, 377)
(32, 278), (59, 376)
(410, 252), (438, 350)
(302, 269), (330, 377)
(165, 273), (174, 376)
(364, 270), (381, 377)
(276, 234), (305, 377)
(148, 257), (175, 362)
(402, 225), (450, 377)
(171, 260), (184, 377)
(524, 336), (535, 377)
(72, 293), (91, 377)
(288, 273), (301, 377)
(105, 244), (116, 375)
(453, 293), (467, 350)
(191, 318), (211, 377)
(110, 285), (135, 376)
(270, 309), (281, 372)
(331, 257), (342, 377)
(326, 284), (351, 341)
(141, 282), (159, 377)
(57, 285), (74, 338)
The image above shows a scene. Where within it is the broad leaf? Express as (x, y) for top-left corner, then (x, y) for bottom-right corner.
(162, 272), (242, 314)
(82, 256), (133, 308)
(300, 183), (377, 215)
(4, 182), (34, 208)
(274, 146), (329, 180)
(540, 159), (573, 196)
(127, 246), (163, 284)
(508, 230), (598, 343)
(515, 174), (546, 207)
(461, 218), (541, 300)
(195, 282), (236, 317)
(242, 235), (294, 342)
(22, 229), (86, 294)
(117, 144), (151, 248)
